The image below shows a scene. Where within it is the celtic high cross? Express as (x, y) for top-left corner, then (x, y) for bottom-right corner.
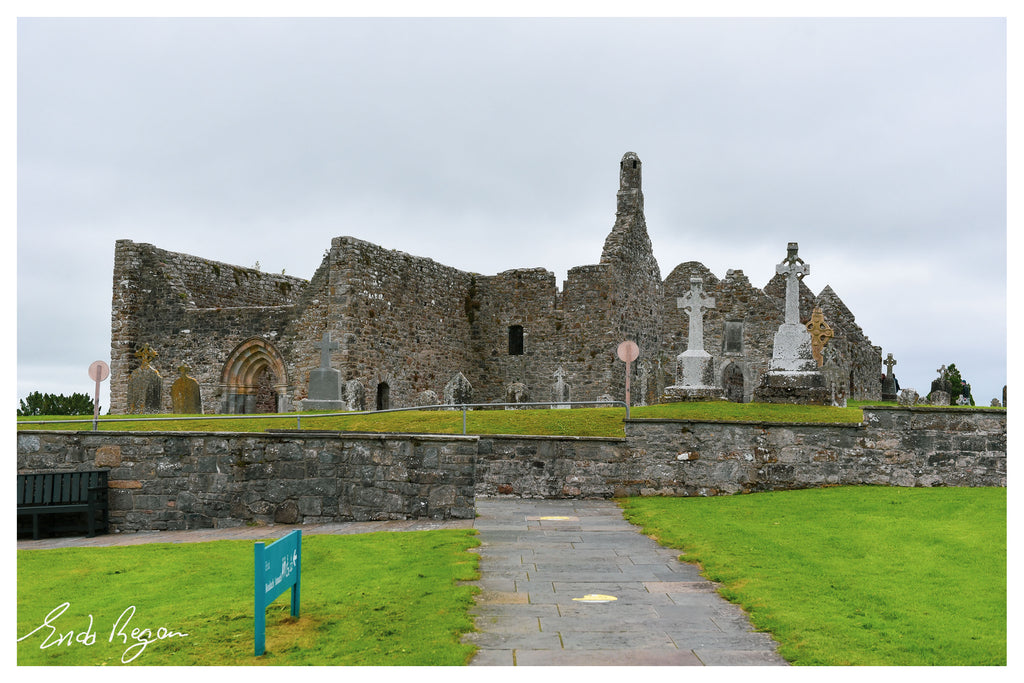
(776, 242), (809, 325)
(676, 277), (715, 353)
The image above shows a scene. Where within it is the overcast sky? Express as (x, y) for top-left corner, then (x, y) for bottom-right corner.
(14, 13), (1010, 412)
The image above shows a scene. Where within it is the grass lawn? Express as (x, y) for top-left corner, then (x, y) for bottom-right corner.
(17, 530), (480, 666)
(620, 487), (1007, 666)
(16, 401), (866, 436)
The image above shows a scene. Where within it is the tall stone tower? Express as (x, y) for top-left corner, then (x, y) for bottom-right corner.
(598, 152), (664, 402)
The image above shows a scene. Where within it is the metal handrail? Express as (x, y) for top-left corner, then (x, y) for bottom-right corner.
(16, 400), (631, 434)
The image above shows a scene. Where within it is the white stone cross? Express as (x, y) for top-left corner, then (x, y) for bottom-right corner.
(677, 277), (715, 353)
(776, 242), (810, 325)
(884, 353), (897, 377)
(315, 331), (339, 369)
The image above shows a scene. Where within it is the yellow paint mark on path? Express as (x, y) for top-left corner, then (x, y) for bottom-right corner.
(572, 594), (618, 603)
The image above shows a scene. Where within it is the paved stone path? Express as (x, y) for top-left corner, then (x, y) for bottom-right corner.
(463, 498), (787, 666)
(18, 498), (787, 666)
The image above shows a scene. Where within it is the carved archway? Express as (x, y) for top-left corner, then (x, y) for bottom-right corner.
(220, 337), (288, 414)
(722, 362), (746, 403)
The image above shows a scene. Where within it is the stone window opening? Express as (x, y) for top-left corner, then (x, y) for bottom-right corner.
(508, 325), (524, 356)
(724, 321), (743, 354)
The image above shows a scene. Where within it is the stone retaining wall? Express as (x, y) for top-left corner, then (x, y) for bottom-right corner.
(17, 431), (476, 532)
(17, 407), (1005, 533)
(620, 406), (1006, 495)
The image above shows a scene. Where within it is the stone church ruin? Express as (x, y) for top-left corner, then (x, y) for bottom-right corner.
(109, 152), (881, 415)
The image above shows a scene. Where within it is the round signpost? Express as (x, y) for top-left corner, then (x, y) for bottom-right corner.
(616, 341), (640, 418)
(88, 361), (110, 431)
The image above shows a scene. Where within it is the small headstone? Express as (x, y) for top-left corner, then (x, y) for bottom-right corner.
(929, 365), (952, 404)
(343, 379), (366, 411)
(504, 382), (529, 409)
(881, 353), (898, 401)
(417, 389), (439, 406)
(171, 363), (203, 414)
(956, 395), (971, 406)
(444, 372), (473, 406)
(991, 398), (1001, 407)
(127, 344), (163, 413)
(552, 367), (570, 409)
(897, 388), (919, 407)
(930, 390), (950, 406)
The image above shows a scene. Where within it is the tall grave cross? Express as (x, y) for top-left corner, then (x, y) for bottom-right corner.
(884, 353), (897, 377)
(676, 277), (715, 352)
(315, 331), (339, 369)
(777, 242), (810, 325)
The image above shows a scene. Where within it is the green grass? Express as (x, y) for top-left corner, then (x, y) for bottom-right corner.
(620, 487), (1006, 665)
(17, 530), (480, 666)
(16, 401), (864, 436)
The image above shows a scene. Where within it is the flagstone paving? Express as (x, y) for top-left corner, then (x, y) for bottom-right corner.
(463, 498), (787, 666)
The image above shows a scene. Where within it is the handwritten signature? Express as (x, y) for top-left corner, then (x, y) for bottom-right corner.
(18, 602), (189, 663)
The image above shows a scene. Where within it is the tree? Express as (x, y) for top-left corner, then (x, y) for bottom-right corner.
(946, 364), (974, 406)
(17, 391), (96, 416)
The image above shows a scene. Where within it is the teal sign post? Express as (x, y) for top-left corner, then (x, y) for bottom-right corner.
(254, 530), (301, 656)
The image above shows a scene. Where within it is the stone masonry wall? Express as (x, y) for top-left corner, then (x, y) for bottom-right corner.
(110, 240), (309, 414)
(18, 407), (1004, 533)
(620, 406), (1006, 495)
(17, 431), (476, 531)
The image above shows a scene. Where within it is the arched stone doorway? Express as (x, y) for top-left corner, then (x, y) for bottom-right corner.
(722, 362), (746, 403)
(220, 338), (289, 414)
(376, 382), (390, 411)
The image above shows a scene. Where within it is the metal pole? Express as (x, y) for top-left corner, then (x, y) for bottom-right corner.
(461, 406), (467, 435)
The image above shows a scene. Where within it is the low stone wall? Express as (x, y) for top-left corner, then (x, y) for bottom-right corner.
(474, 435), (627, 498)
(621, 406), (1006, 496)
(17, 431), (477, 532)
(16, 406), (1005, 533)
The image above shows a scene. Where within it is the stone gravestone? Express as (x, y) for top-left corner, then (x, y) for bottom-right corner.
(127, 344), (163, 413)
(929, 365), (953, 405)
(171, 363), (203, 414)
(552, 367), (571, 409)
(664, 277), (724, 401)
(301, 331), (347, 411)
(444, 372), (473, 407)
(897, 388), (919, 406)
(881, 353), (898, 401)
(504, 382), (529, 409)
(753, 243), (829, 405)
(343, 379), (366, 412)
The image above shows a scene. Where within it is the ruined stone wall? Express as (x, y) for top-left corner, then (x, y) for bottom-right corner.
(110, 240), (307, 414)
(17, 431), (476, 531)
(325, 237), (479, 408)
(471, 268), (564, 403)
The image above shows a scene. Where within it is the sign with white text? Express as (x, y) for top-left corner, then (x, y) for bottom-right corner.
(254, 530), (301, 656)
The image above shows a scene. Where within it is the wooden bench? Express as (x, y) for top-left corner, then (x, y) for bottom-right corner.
(17, 470), (109, 540)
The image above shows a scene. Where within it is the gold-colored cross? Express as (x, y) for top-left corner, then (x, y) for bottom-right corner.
(805, 308), (834, 367)
(135, 344), (158, 369)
